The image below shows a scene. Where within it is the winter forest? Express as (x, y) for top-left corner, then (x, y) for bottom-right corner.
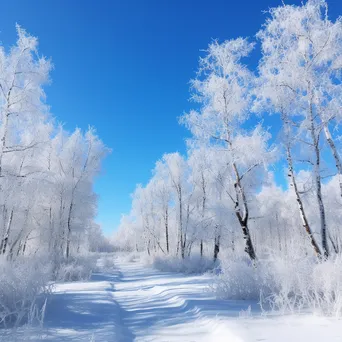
(0, 26), (111, 330)
(114, 0), (342, 315)
(2, 0), (342, 341)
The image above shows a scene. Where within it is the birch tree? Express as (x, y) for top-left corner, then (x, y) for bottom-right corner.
(256, 0), (342, 257)
(181, 39), (273, 261)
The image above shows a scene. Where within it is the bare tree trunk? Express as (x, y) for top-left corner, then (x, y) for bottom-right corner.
(268, 220), (273, 250)
(17, 230), (30, 256)
(200, 172), (206, 259)
(187, 241), (193, 257)
(66, 201), (73, 259)
(182, 201), (192, 259)
(284, 223), (288, 256)
(0, 209), (13, 255)
(147, 239), (151, 256)
(286, 145), (322, 256)
(8, 231), (22, 260)
(276, 220), (282, 253)
(77, 234), (81, 254)
(309, 101), (329, 258)
(0, 80), (15, 177)
(329, 233), (339, 254)
(213, 231), (220, 261)
(58, 194), (65, 255)
(0, 113), (9, 177)
(48, 206), (53, 252)
(323, 124), (342, 198)
(239, 219), (256, 260)
(165, 207), (169, 253)
(8, 209), (29, 260)
(22, 239), (27, 255)
(231, 161), (257, 261)
(178, 187), (185, 259)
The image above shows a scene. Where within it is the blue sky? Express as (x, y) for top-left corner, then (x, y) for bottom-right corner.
(1, 0), (341, 235)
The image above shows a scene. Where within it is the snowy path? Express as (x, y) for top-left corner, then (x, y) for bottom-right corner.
(39, 258), (342, 341)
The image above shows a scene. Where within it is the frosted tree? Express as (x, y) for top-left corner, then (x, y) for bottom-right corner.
(187, 147), (212, 257)
(162, 153), (193, 258)
(0, 27), (109, 262)
(0, 25), (51, 176)
(130, 184), (155, 255)
(57, 127), (108, 259)
(152, 161), (173, 253)
(181, 39), (274, 261)
(256, 0), (342, 257)
(0, 26), (51, 256)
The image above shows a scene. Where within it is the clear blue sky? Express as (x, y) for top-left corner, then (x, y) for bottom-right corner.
(1, 0), (341, 235)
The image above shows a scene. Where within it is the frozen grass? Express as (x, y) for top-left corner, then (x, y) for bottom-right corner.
(145, 253), (218, 274)
(216, 254), (342, 316)
(93, 253), (116, 273)
(53, 254), (98, 282)
(0, 252), (117, 334)
(115, 251), (142, 264)
(0, 256), (51, 328)
(0, 252), (118, 341)
(0, 252), (105, 329)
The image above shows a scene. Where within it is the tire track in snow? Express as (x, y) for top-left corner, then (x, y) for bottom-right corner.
(111, 259), (246, 342)
(41, 270), (135, 342)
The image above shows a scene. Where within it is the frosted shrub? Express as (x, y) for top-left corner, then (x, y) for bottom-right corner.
(216, 255), (342, 316)
(150, 253), (217, 274)
(54, 254), (97, 282)
(123, 251), (141, 263)
(216, 257), (275, 300)
(261, 256), (342, 315)
(0, 256), (51, 327)
(114, 251), (142, 264)
(300, 256), (342, 316)
(94, 253), (116, 273)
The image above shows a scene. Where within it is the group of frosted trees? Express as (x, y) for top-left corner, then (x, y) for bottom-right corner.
(115, 0), (342, 262)
(0, 26), (108, 263)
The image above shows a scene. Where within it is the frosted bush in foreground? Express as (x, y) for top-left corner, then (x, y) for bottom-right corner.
(147, 253), (218, 274)
(0, 256), (51, 327)
(216, 257), (274, 300)
(216, 255), (342, 316)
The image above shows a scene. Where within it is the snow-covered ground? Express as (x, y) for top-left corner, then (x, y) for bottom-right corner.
(2, 257), (342, 341)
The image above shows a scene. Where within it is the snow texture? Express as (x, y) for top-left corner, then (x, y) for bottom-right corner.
(2, 256), (341, 341)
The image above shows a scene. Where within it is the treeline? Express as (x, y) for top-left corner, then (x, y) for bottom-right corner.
(114, 0), (342, 262)
(0, 26), (109, 263)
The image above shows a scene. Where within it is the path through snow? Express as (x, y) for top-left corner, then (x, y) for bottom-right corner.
(4, 257), (342, 341)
